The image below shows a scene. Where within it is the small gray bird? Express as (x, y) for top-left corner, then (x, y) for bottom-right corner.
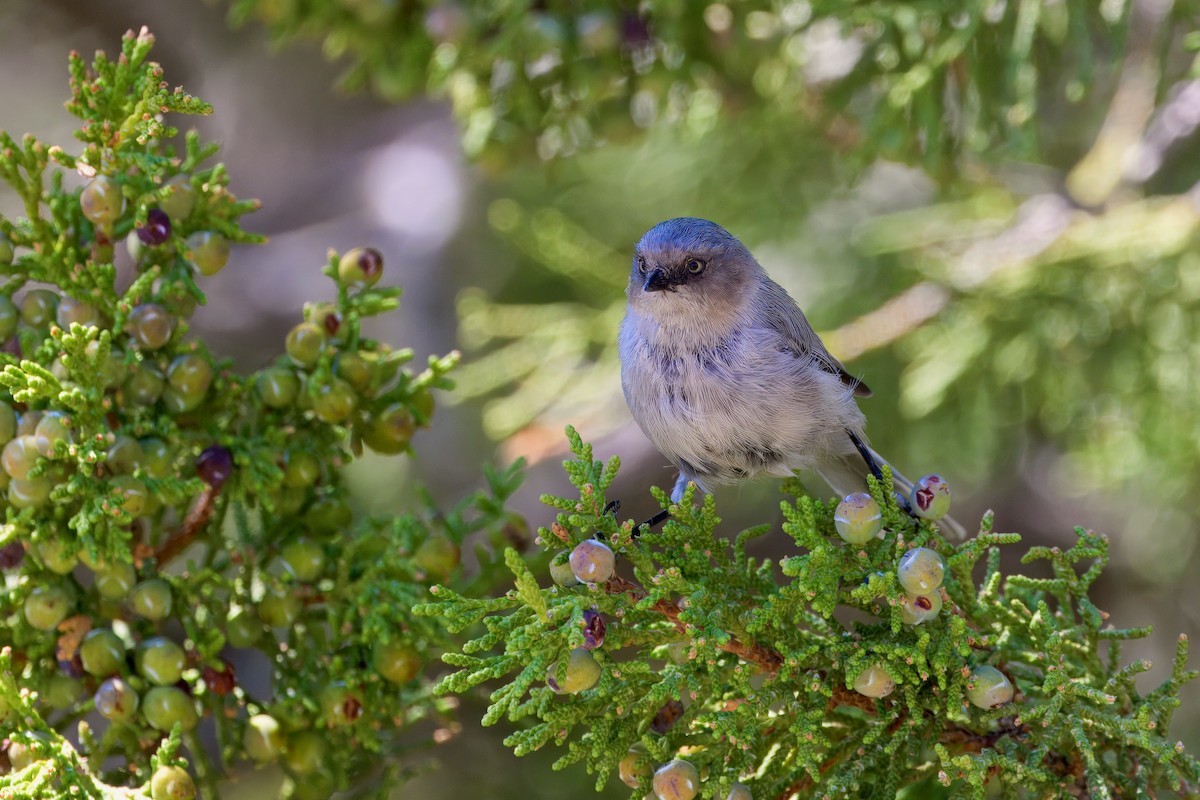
(619, 217), (955, 532)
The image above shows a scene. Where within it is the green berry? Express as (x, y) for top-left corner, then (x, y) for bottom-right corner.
(312, 378), (357, 424)
(137, 636), (186, 685)
(24, 584), (73, 630)
(139, 437), (173, 478)
(142, 686), (198, 731)
(2, 434), (39, 479)
(95, 561), (137, 600)
(9, 477), (52, 508)
(185, 231), (230, 276)
(725, 783), (753, 800)
(281, 537), (325, 582)
(286, 322), (325, 367)
(334, 352), (372, 391)
(35, 537), (77, 575)
(244, 713), (286, 762)
(159, 176), (196, 222)
(95, 676), (139, 722)
(337, 247), (384, 287)
(618, 745), (650, 788)
(20, 289), (58, 328)
(80, 176), (124, 229)
(899, 591), (942, 625)
(128, 304), (175, 351)
(373, 641), (422, 684)
(259, 587), (301, 627)
(106, 436), (145, 474)
(151, 765), (196, 800)
(308, 496), (352, 533)
(413, 535), (460, 578)
(966, 665), (1015, 709)
(834, 492), (882, 544)
(283, 730), (326, 776)
(318, 681), (362, 727)
(110, 475), (148, 516)
(570, 539), (615, 584)
(167, 354), (213, 397)
(652, 758), (700, 800)
(7, 733), (51, 771)
(131, 578), (173, 620)
(305, 302), (343, 339)
(162, 387), (204, 414)
(56, 296), (102, 329)
(911, 473), (952, 520)
(80, 628), (126, 677)
(33, 411), (74, 458)
(552, 647), (601, 694)
(0, 296), (17, 340)
(256, 366), (300, 408)
(42, 673), (85, 710)
(283, 450), (321, 488)
(225, 607), (263, 647)
(361, 404), (414, 455)
(896, 547), (945, 595)
(549, 550), (579, 587)
(125, 363), (166, 405)
(853, 664), (895, 698)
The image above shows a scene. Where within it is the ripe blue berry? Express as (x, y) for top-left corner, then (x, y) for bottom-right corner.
(652, 758), (700, 800)
(196, 445), (234, 488)
(966, 665), (1015, 709)
(897, 547), (945, 595)
(911, 473), (952, 520)
(136, 208), (172, 245)
(899, 591), (942, 625)
(834, 492), (882, 544)
(581, 608), (606, 650)
(569, 539), (615, 584)
(853, 664), (895, 698)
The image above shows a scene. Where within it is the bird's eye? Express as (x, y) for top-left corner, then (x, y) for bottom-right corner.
(637, 256), (648, 273)
(685, 258), (705, 274)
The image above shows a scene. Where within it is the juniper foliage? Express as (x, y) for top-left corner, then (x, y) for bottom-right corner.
(420, 427), (1200, 800)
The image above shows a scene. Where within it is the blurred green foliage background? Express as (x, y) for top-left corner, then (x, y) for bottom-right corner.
(3, 0), (1200, 796)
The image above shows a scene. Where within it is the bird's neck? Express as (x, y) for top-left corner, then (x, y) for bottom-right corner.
(631, 293), (750, 351)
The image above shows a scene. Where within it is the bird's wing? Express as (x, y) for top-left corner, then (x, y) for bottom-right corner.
(756, 278), (872, 397)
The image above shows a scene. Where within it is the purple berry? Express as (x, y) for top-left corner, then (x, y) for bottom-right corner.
(569, 539), (615, 584)
(136, 208), (172, 246)
(196, 445), (233, 489)
(581, 609), (606, 650)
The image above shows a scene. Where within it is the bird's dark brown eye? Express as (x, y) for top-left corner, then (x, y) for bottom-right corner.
(637, 256), (648, 273)
(685, 258), (705, 274)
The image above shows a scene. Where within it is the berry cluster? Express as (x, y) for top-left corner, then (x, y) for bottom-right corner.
(0, 30), (517, 800)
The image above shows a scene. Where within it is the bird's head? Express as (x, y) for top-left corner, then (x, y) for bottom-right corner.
(627, 218), (762, 321)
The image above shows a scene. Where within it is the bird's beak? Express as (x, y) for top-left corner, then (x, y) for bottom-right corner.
(643, 267), (671, 293)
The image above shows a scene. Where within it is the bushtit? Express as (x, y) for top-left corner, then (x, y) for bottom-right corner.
(619, 217), (961, 535)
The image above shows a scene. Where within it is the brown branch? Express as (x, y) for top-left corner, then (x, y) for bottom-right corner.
(604, 574), (784, 674)
(152, 485), (218, 564)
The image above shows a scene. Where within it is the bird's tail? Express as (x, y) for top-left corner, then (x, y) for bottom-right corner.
(815, 449), (968, 540)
